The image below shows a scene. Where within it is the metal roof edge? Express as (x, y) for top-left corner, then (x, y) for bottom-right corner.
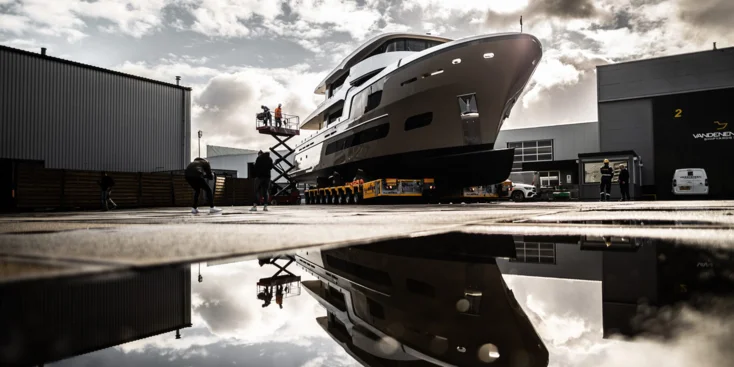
(596, 46), (734, 70)
(0, 44), (193, 91)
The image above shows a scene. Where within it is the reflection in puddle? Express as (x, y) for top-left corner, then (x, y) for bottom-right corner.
(1, 234), (732, 366)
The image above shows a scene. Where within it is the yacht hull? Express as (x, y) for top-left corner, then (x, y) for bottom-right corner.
(293, 33), (542, 188)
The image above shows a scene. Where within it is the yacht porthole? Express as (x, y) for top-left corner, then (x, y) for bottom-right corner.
(483, 52), (495, 59)
(452, 58), (461, 65)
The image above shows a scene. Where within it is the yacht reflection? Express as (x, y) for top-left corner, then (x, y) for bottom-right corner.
(496, 235), (734, 339)
(295, 233), (550, 367)
(0, 265), (192, 366)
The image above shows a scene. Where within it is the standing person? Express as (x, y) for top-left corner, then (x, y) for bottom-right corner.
(276, 285), (284, 309)
(274, 103), (283, 128)
(251, 150), (273, 212)
(619, 164), (630, 201)
(98, 172), (117, 211)
(185, 157), (223, 214)
(599, 159), (614, 202)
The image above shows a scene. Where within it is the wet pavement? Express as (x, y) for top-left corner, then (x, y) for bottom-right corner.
(1, 201), (734, 366)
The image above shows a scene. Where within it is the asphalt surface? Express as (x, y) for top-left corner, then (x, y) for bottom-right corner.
(1, 201), (733, 283)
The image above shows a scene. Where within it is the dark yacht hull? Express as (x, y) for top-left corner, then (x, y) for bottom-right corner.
(298, 143), (515, 191)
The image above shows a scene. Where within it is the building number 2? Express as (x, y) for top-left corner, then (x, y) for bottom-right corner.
(674, 109), (682, 118)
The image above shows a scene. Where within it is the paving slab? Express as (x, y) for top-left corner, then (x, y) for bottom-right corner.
(1, 201), (733, 283)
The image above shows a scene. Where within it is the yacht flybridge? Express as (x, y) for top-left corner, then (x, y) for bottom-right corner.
(292, 32), (543, 190)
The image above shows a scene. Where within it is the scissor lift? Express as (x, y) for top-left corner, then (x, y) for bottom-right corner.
(256, 112), (300, 201)
(256, 255), (302, 301)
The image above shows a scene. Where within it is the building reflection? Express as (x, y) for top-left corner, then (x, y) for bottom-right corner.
(0, 265), (192, 366)
(496, 235), (734, 339)
(295, 233), (550, 367)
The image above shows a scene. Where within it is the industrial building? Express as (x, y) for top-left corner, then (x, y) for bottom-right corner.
(495, 122), (599, 188)
(0, 265), (192, 365)
(596, 45), (734, 199)
(492, 45), (734, 200)
(496, 235), (733, 339)
(0, 45), (192, 173)
(206, 144), (295, 185)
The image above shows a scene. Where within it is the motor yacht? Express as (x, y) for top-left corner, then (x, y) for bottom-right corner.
(292, 32), (543, 189)
(295, 233), (549, 366)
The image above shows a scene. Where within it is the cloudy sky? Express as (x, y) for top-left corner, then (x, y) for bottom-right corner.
(1, 0), (733, 158)
(47, 259), (734, 367)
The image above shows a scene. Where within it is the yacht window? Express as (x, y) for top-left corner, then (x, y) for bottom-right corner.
(406, 39), (427, 51)
(367, 298), (385, 319)
(405, 112), (433, 131)
(385, 39), (406, 52)
(406, 278), (435, 297)
(327, 108), (343, 125)
(325, 121), (390, 155)
(426, 40), (442, 49)
(329, 73), (349, 97)
(364, 91), (382, 113)
(325, 255), (392, 286)
(351, 68), (385, 87)
(350, 90), (367, 119)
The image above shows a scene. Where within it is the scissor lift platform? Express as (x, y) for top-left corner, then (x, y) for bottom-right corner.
(255, 112), (301, 201)
(255, 254), (302, 299)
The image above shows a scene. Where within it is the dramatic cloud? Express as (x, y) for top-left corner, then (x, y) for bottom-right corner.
(504, 275), (734, 367)
(51, 260), (361, 367)
(0, 0), (175, 40)
(190, 64), (323, 154)
(2, 0), (734, 151)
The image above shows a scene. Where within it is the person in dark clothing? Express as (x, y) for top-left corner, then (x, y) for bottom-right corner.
(185, 157), (222, 214)
(619, 164), (630, 201)
(251, 150), (273, 212)
(98, 172), (117, 211)
(599, 159), (614, 202)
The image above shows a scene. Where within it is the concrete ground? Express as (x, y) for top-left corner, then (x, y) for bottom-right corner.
(1, 201), (734, 283)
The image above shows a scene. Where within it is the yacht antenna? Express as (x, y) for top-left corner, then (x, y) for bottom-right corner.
(520, 16), (523, 33)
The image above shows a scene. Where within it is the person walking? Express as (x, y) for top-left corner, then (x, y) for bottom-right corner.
(185, 157), (223, 214)
(251, 150), (274, 212)
(98, 172), (117, 211)
(599, 159), (614, 202)
(619, 164), (630, 201)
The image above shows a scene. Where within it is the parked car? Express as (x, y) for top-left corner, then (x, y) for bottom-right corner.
(509, 182), (538, 202)
(672, 168), (708, 196)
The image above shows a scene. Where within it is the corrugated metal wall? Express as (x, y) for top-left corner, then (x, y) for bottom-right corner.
(597, 46), (734, 102)
(0, 46), (191, 172)
(0, 265), (192, 365)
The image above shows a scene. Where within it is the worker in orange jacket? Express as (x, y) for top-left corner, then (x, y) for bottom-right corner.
(274, 103), (283, 128)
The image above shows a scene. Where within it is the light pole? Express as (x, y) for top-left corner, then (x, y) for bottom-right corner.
(197, 130), (203, 158)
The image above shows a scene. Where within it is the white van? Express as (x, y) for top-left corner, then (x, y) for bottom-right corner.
(672, 168), (708, 195)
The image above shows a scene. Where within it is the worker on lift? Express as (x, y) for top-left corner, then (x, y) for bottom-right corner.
(600, 159), (614, 202)
(274, 103), (283, 128)
(258, 105), (272, 126)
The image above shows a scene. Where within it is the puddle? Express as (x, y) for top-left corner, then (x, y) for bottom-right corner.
(4, 234), (732, 367)
(513, 219), (724, 227)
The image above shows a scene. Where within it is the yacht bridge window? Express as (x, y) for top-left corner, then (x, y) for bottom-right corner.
(369, 38), (444, 57)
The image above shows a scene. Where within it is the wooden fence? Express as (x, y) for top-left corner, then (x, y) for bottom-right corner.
(14, 165), (255, 211)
